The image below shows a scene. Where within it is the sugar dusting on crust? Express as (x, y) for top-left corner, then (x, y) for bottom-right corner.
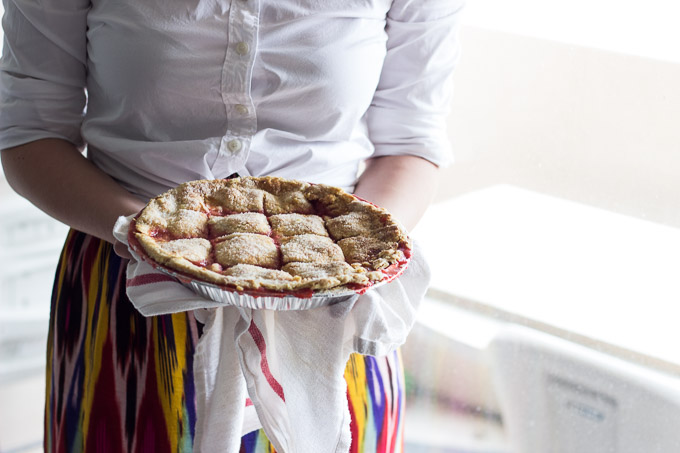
(283, 262), (369, 285)
(158, 238), (211, 263)
(269, 213), (328, 238)
(214, 233), (279, 268)
(264, 191), (314, 215)
(207, 187), (265, 213)
(225, 264), (296, 281)
(337, 236), (399, 267)
(280, 234), (345, 264)
(209, 212), (270, 237)
(168, 209), (208, 238)
(325, 211), (379, 240)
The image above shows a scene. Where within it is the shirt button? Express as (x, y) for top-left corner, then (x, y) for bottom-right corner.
(235, 42), (250, 56)
(227, 139), (242, 152)
(235, 104), (248, 115)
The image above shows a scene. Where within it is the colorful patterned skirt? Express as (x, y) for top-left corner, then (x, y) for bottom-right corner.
(45, 230), (404, 452)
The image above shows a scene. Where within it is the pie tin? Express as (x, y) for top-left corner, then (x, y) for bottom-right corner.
(182, 278), (359, 310)
(128, 223), (410, 311)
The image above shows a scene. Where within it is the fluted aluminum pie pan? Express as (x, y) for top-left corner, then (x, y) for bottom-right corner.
(176, 273), (359, 310)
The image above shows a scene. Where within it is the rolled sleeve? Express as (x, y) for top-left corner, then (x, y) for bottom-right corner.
(0, 0), (89, 150)
(367, 0), (465, 166)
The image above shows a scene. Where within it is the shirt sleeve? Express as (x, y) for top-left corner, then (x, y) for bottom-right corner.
(367, 0), (465, 167)
(0, 0), (89, 150)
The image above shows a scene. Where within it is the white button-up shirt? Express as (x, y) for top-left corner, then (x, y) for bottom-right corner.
(0, 0), (464, 199)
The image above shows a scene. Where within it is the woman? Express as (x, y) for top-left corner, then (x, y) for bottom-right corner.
(0, 0), (463, 451)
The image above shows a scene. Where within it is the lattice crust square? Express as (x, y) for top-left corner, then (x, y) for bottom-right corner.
(256, 177), (310, 194)
(134, 199), (173, 235)
(224, 264), (296, 282)
(158, 238), (212, 263)
(304, 184), (357, 216)
(282, 261), (365, 282)
(280, 234), (345, 264)
(173, 179), (226, 211)
(215, 233), (279, 268)
(209, 213), (270, 237)
(372, 224), (408, 243)
(264, 191), (314, 215)
(338, 236), (397, 264)
(324, 211), (383, 241)
(167, 209), (209, 238)
(207, 187), (265, 213)
(269, 213), (328, 238)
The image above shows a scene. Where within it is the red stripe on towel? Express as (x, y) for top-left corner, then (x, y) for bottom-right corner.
(248, 320), (286, 402)
(127, 273), (177, 287)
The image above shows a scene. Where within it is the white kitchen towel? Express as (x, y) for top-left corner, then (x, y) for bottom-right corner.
(114, 215), (430, 453)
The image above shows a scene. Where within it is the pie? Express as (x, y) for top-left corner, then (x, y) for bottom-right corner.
(129, 176), (411, 295)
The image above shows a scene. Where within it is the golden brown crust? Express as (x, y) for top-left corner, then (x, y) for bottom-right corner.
(224, 264), (297, 281)
(263, 191), (315, 215)
(168, 209), (209, 238)
(338, 236), (398, 266)
(282, 261), (368, 285)
(133, 176), (410, 293)
(215, 233), (279, 268)
(270, 213), (328, 238)
(209, 213), (270, 237)
(157, 238), (212, 263)
(280, 234), (345, 264)
(207, 187), (265, 213)
(304, 183), (356, 216)
(325, 211), (381, 240)
(255, 176), (310, 194)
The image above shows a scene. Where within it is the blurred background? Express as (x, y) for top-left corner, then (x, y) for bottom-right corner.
(2, 0), (680, 452)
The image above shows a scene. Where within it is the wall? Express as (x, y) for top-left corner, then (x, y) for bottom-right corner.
(438, 26), (680, 228)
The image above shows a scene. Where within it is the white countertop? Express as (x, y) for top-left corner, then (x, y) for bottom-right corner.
(413, 185), (680, 375)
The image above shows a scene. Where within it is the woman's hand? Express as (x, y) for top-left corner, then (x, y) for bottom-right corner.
(353, 155), (440, 232)
(1, 138), (146, 256)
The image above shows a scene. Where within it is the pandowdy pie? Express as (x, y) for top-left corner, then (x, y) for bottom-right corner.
(130, 176), (411, 295)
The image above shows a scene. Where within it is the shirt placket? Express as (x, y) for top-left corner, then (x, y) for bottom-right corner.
(212, 0), (261, 177)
